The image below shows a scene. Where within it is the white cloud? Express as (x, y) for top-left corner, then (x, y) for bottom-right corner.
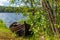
(0, 0), (10, 6)
(0, 0), (9, 2)
(0, 0), (24, 7)
(0, 3), (4, 6)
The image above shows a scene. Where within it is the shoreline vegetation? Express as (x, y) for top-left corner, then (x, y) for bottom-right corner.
(0, 0), (60, 40)
(0, 19), (60, 40)
(0, 20), (27, 40)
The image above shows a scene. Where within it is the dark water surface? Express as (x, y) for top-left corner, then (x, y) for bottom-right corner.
(0, 13), (25, 28)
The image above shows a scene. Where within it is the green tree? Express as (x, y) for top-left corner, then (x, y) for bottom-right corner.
(9, 0), (60, 40)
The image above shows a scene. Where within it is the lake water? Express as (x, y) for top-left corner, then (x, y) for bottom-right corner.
(0, 13), (26, 28)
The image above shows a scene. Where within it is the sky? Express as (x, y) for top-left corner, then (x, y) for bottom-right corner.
(0, 0), (24, 7)
(0, 0), (42, 7)
(0, 0), (10, 6)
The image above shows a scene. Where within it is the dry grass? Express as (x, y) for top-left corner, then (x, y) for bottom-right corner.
(0, 31), (29, 40)
(0, 28), (29, 40)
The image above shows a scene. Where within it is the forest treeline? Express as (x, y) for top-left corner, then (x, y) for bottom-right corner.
(0, 6), (40, 13)
(0, 6), (22, 13)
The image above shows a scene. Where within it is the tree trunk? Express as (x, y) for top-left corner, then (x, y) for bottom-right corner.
(42, 0), (58, 34)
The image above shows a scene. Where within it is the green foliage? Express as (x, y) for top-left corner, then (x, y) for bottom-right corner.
(0, 19), (6, 28)
(10, 0), (16, 4)
(0, 19), (11, 32)
(0, 0), (59, 40)
(9, 0), (60, 40)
